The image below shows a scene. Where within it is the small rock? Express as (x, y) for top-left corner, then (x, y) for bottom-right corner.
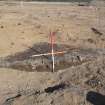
(17, 23), (21, 25)
(87, 38), (94, 43)
(77, 55), (82, 62)
(36, 25), (41, 29)
(21, 31), (24, 33)
(0, 25), (4, 29)
(11, 42), (15, 45)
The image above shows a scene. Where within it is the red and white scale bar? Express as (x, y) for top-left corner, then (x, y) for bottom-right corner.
(32, 51), (67, 57)
(32, 31), (66, 72)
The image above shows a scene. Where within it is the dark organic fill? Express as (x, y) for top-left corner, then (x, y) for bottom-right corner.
(0, 42), (101, 72)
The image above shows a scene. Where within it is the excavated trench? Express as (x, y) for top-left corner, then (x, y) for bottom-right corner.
(0, 42), (102, 72)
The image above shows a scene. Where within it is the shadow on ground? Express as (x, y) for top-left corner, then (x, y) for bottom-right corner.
(86, 91), (105, 105)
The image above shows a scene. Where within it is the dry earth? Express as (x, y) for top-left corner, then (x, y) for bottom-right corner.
(0, 1), (105, 105)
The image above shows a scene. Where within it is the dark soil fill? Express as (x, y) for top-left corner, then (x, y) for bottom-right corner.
(0, 42), (100, 72)
(44, 83), (67, 93)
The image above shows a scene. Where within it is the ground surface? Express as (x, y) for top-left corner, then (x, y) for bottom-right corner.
(0, 1), (105, 105)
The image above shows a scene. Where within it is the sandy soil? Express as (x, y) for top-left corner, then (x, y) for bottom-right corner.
(0, 1), (105, 57)
(0, 1), (105, 105)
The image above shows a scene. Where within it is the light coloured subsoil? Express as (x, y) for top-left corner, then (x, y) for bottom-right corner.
(0, 1), (105, 105)
(0, 1), (105, 57)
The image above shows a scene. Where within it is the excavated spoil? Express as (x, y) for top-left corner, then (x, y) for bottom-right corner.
(0, 42), (104, 72)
